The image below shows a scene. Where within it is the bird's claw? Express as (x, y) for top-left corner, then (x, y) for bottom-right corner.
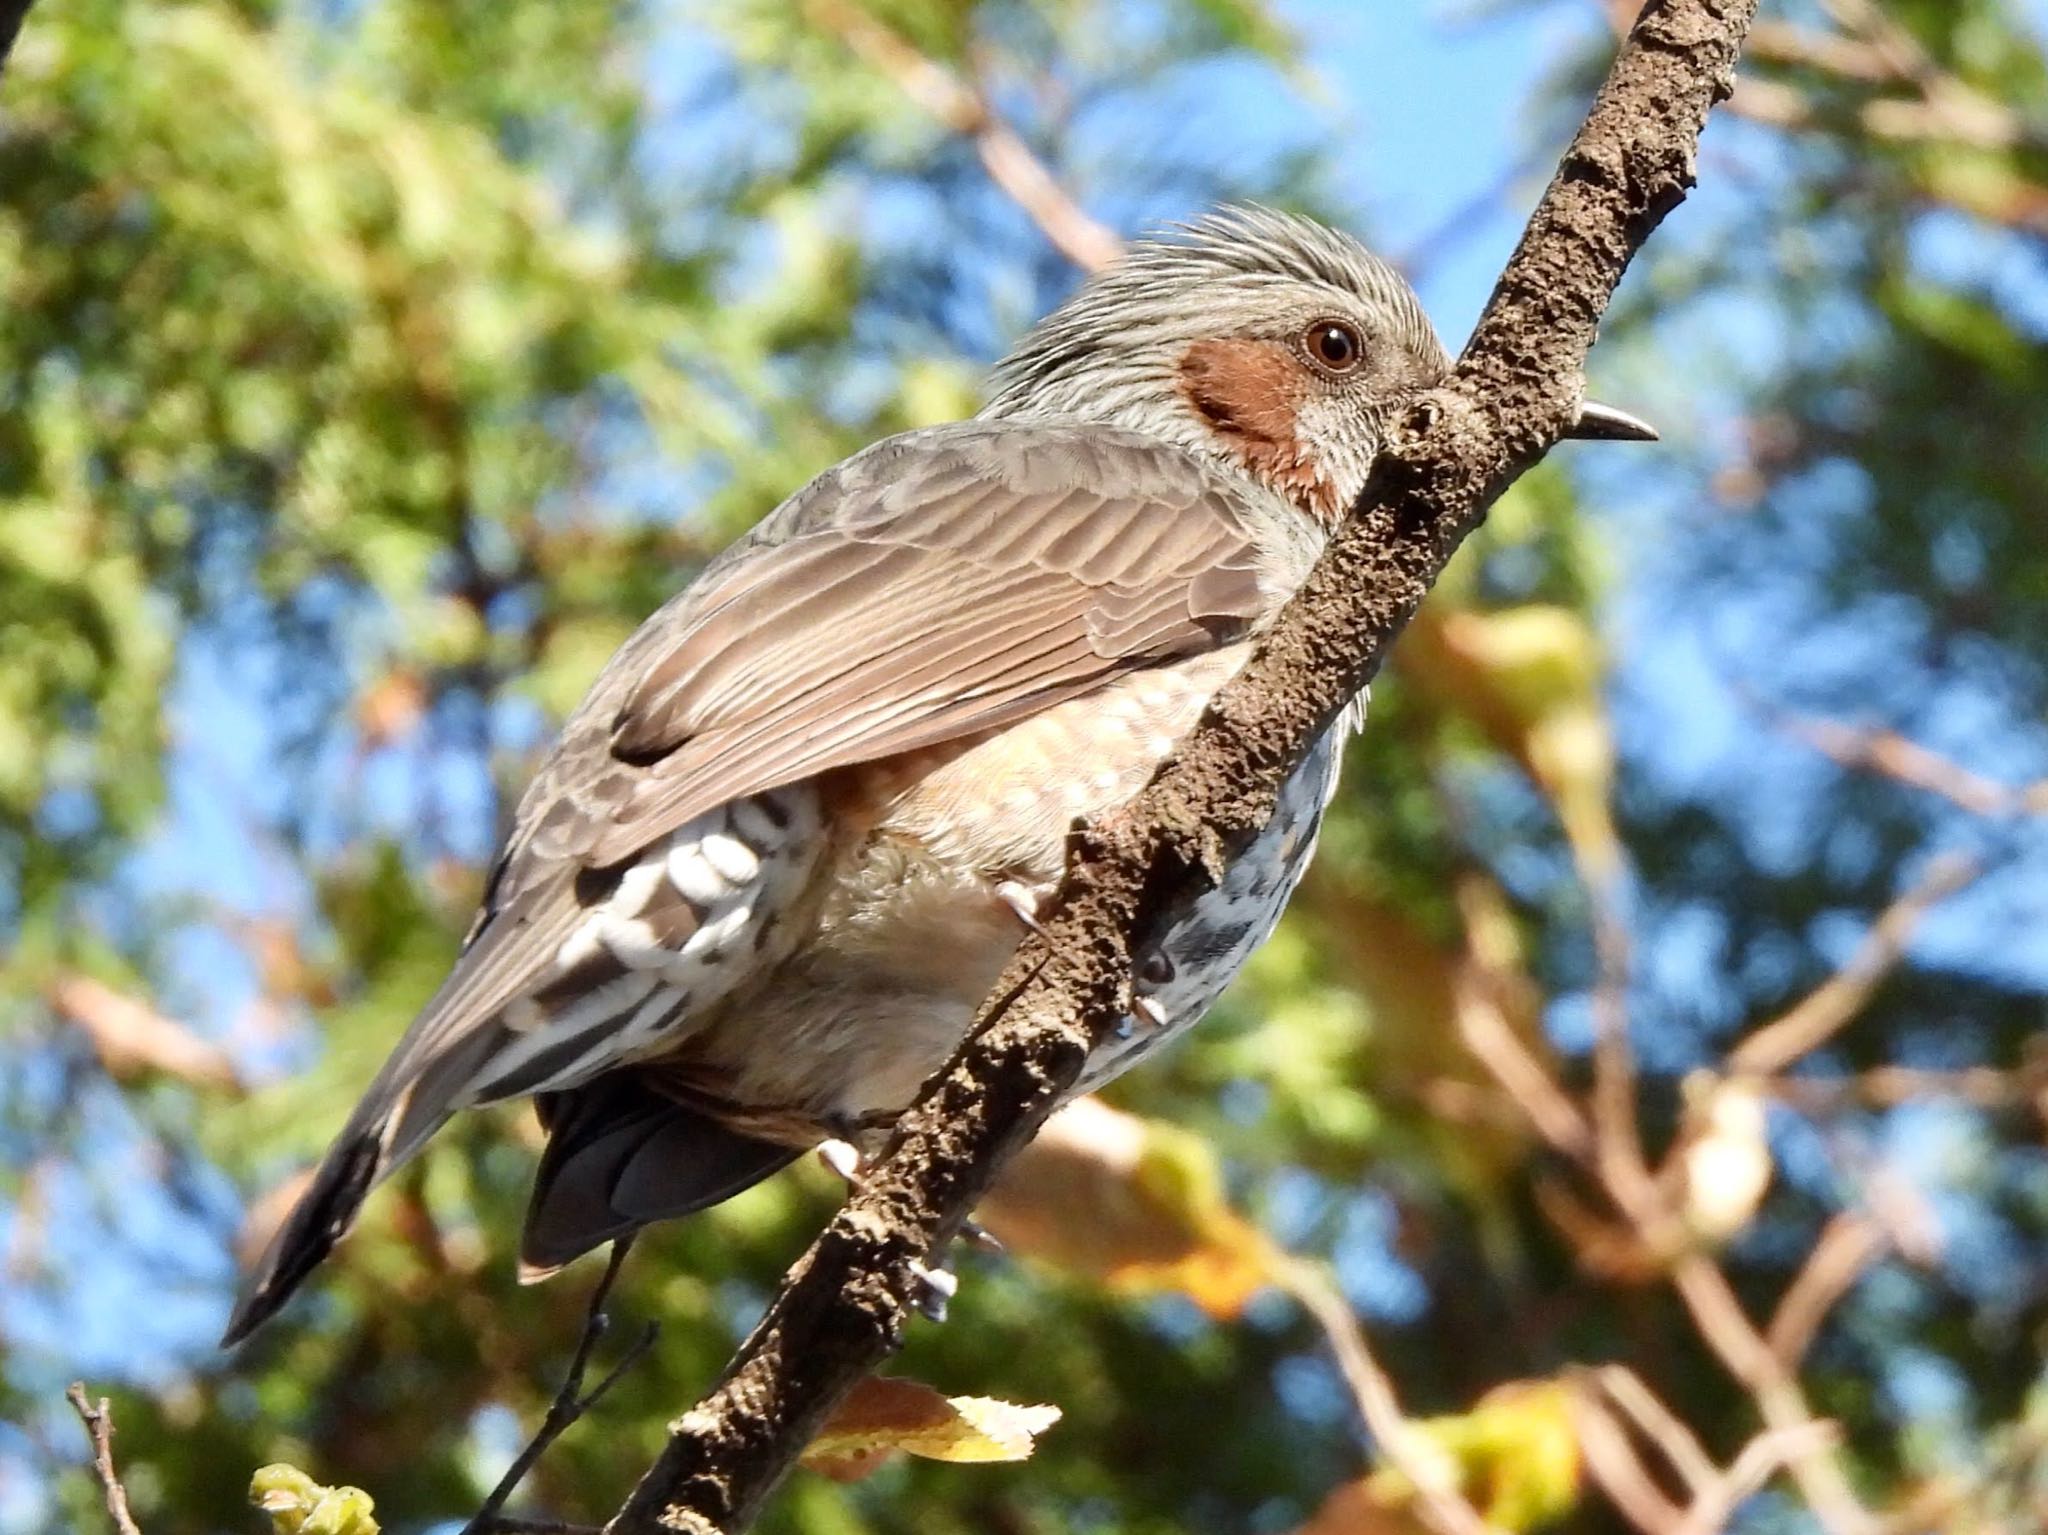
(908, 1257), (959, 1322)
(995, 880), (1047, 934)
(958, 1218), (1005, 1256)
(816, 1137), (863, 1185)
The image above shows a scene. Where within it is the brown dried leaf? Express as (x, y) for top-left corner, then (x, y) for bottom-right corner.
(354, 670), (427, 749)
(800, 1377), (1060, 1482)
(1293, 1478), (1436, 1535)
(52, 974), (243, 1091)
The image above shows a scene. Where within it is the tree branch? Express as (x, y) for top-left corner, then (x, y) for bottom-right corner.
(605, 3), (1758, 1529)
(67, 1384), (145, 1535)
(466, 1239), (656, 1535)
(1274, 1258), (1495, 1535)
(807, 0), (1122, 273)
(1729, 852), (1981, 1079)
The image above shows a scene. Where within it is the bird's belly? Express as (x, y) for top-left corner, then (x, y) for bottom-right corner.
(703, 691), (1359, 1130)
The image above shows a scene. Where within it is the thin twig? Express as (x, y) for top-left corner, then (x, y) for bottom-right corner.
(1570, 1386), (1688, 1534)
(1766, 1214), (1885, 1370)
(1589, 879), (1655, 1213)
(1669, 1256), (1873, 1534)
(1452, 876), (1594, 1161)
(1768, 706), (2048, 820)
(462, 1239), (654, 1535)
(50, 974), (245, 1092)
(1763, 1062), (2048, 1115)
(1730, 854), (1982, 1078)
(66, 1384), (144, 1535)
(1744, 18), (1894, 82)
(1673, 1420), (1847, 1535)
(808, 0), (1123, 272)
(1818, 0), (2035, 150)
(1586, 1364), (1720, 1494)
(1610, 0), (2040, 154)
(1274, 1259), (1497, 1535)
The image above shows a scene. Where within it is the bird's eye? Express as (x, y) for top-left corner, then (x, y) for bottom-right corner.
(1303, 319), (1364, 375)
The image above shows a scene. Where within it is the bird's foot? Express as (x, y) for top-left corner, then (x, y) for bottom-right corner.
(958, 1218), (1005, 1256)
(816, 1136), (864, 1186)
(907, 1256), (960, 1323)
(995, 880), (1048, 934)
(1114, 951), (1173, 1040)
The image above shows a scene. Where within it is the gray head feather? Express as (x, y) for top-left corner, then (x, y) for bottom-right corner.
(983, 207), (1446, 421)
(980, 207), (1450, 519)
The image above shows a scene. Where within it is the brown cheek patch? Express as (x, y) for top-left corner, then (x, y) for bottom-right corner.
(1176, 339), (1339, 523)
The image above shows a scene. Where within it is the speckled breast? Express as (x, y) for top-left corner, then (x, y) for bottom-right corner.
(1072, 701), (1359, 1096)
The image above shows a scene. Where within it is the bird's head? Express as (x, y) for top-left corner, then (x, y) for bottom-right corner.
(983, 206), (1651, 524)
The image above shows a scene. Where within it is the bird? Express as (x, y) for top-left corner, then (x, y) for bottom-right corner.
(222, 207), (1653, 1344)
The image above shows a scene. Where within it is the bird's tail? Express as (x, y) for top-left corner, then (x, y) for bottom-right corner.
(219, 1009), (505, 1346)
(219, 1100), (396, 1347)
(518, 1070), (800, 1280)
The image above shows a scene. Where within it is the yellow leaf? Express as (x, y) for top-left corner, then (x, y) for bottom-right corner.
(1365, 1380), (1581, 1532)
(249, 1464), (380, 1535)
(800, 1378), (1060, 1482)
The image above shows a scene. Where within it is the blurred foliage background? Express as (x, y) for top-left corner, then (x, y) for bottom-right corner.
(2, 0), (2045, 1531)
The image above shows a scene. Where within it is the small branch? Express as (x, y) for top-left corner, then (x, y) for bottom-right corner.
(1584, 1364), (1720, 1494)
(1817, 0), (2036, 151)
(1275, 1259), (1497, 1535)
(464, 1240), (654, 1535)
(1766, 1213), (1884, 1369)
(1573, 1365), (1845, 1535)
(1570, 1387), (1688, 1534)
(1589, 880), (1656, 1213)
(1763, 1062), (2048, 1115)
(1743, 18), (1895, 82)
(605, 4), (1760, 1529)
(1768, 707), (2048, 821)
(1673, 1421), (1846, 1535)
(1564, 1399), (1679, 1530)
(1452, 876), (1595, 1161)
(1613, 0), (2040, 154)
(1669, 1256), (1872, 1534)
(808, 0), (1123, 273)
(50, 974), (245, 1093)
(67, 1384), (144, 1535)
(1729, 853), (1981, 1078)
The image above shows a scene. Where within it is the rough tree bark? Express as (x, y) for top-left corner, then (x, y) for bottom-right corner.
(604, 3), (1759, 1530)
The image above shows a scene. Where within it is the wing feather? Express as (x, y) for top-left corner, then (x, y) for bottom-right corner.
(554, 422), (1272, 869)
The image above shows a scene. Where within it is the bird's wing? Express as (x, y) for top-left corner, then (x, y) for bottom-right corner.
(224, 421), (1279, 1344)
(423, 422), (1268, 1040)
(507, 420), (1269, 875)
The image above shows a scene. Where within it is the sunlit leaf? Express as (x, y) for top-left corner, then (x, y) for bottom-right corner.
(799, 1377), (1061, 1481)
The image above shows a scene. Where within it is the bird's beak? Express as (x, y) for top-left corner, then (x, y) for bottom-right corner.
(1565, 400), (1659, 442)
